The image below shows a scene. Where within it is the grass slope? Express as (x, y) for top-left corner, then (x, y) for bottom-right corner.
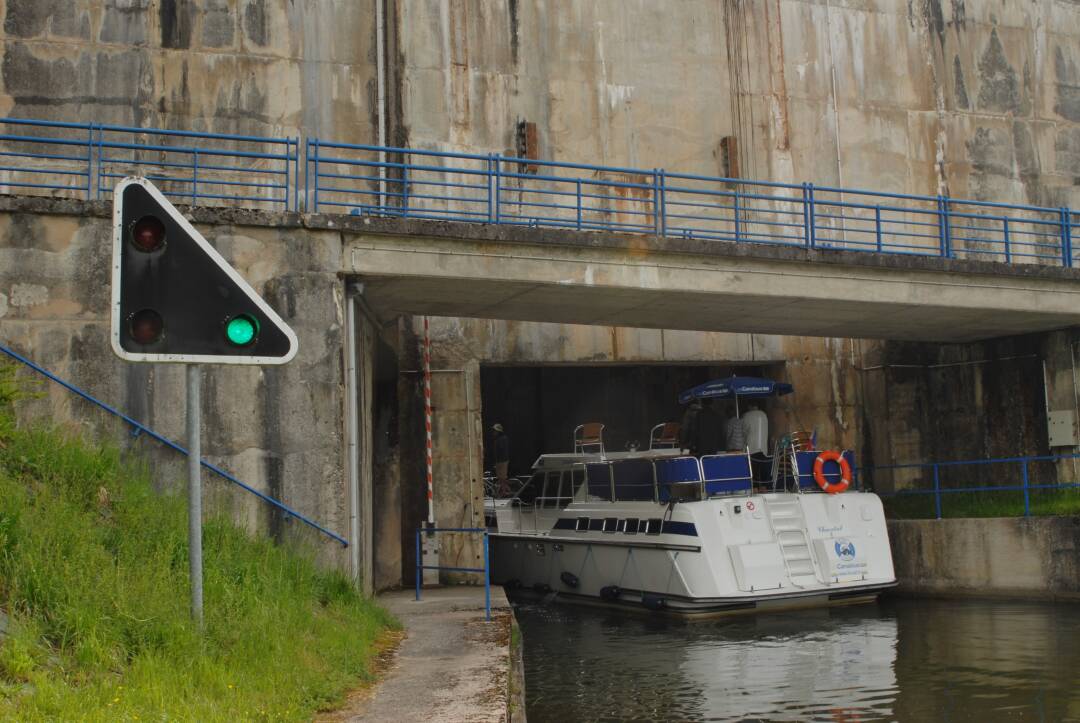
(0, 365), (397, 721)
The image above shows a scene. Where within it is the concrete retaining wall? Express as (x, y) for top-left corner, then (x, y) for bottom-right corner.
(888, 517), (1080, 599)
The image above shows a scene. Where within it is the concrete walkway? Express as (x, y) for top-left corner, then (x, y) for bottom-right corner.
(341, 586), (514, 723)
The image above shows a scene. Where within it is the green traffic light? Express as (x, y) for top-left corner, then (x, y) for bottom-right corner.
(225, 314), (259, 347)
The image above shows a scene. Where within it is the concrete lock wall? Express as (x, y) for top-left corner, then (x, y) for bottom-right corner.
(889, 517), (1080, 599)
(0, 197), (352, 570)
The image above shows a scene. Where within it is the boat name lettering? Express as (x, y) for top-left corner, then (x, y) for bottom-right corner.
(818, 525), (844, 534)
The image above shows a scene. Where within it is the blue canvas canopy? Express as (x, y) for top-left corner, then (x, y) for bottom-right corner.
(678, 376), (794, 408)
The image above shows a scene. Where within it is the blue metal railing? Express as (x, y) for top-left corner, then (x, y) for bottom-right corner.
(868, 452), (1080, 518)
(0, 117), (299, 211)
(1, 115), (1078, 268)
(308, 141), (1080, 269)
(0, 341), (348, 547)
(415, 526), (491, 621)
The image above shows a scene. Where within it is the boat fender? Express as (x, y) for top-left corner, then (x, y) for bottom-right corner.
(532, 582), (553, 595)
(641, 594), (666, 611)
(813, 450), (852, 494)
(560, 571), (580, 589)
(599, 585), (621, 601)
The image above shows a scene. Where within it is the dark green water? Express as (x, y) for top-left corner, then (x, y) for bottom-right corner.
(515, 596), (1080, 722)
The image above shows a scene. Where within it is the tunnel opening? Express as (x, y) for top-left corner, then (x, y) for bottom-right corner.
(479, 362), (774, 477)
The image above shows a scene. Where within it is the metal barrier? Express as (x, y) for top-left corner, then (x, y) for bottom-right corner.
(415, 526), (491, 621)
(0, 115), (1077, 268)
(0, 341), (348, 546)
(868, 452), (1080, 518)
(0, 117), (299, 210)
(308, 141), (1080, 269)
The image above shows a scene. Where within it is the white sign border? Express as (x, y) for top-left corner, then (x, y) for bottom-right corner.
(110, 177), (300, 365)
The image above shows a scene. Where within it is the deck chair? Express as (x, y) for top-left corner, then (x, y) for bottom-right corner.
(770, 430), (815, 491)
(573, 422), (606, 454)
(649, 422), (681, 450)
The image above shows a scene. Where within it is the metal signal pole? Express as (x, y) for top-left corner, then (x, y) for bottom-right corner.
(187, 364), (204, 628)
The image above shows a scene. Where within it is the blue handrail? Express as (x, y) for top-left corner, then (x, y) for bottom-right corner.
(0, 115), (1077, 268)
(0, 341), (348, 547)
(415, 526), (491, 621)
(867, 452), (1080, 519)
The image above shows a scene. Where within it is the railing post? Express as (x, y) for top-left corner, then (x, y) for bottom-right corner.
(483, 532), (491, 622)
(1003, 216), (1011, 263)
(1062, 208), (1073, 268)
(1021, 459), (1030, 517)
(192, 148), (199, 207)
(312, 138), (320, 213)
(95, 124), (104, 201)
(933, 464), (941, 520)
(415, 528), (421, 601)
(733, 185), (741, 242)
(493, 154), (501, 223)
(937, 195), (952, 258)
(85, 123), (93, 200)
(575, 178), (582, 230)
(803, 182), (816, 249)
(653, 169), (666, 237)
(874, 205), (883, 252)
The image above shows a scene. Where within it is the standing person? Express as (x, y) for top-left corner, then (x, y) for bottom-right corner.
(694, 399), (725, 456)
(492, 423), (511, 497)
(724, 404), (747, 452)
(679, 399), (702, 454)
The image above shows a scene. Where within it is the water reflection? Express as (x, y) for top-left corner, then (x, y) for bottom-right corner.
(516, 597), (1080, 722)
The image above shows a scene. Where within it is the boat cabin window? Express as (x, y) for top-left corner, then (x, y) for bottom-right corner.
(516, 472), (541, 505)
(575, 517), (589, 531)
(541, 470), (561, 508)
(602, 517), (618, 533)
(623, 518), (639, 535)
(643, 518), (663, 535)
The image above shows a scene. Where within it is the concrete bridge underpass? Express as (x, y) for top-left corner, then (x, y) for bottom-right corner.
(347, 216), (1080, 343)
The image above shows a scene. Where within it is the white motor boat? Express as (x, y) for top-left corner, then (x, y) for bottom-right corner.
(485, 444), (896, 617)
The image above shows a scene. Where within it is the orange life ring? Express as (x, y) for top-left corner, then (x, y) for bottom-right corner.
(813, 450), (851, 494)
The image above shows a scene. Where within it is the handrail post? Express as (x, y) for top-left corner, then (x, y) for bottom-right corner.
(1003, 216), (1011, 263)
(874, 205), (883, 252)
(483, 532), (491, 622)
(85, 123), (93, 200)
(733, 185), (741, 242)
(937, 195), (952, 258)
(802, 182), (816, 248)
(493, 154), (501, 223)
(192, 148), (199, 206)
(95, 124), (104, 200)
(415, 528), (421, 600)
(1021, 459), (1030, 517)
(652, 169), (667, 237)
(312, 138), (320, 213)
(933, 464), (941, 519)
(575, 178), (582, 230)
(1062, 208), (1073, 268)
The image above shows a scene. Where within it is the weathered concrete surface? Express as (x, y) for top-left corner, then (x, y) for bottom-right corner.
(0, 195), (351, 569)
(338, 587), (515, 723)
(888, 517), (1080, 600)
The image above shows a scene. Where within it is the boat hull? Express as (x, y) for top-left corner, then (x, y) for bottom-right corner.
(489, 491), (897, 617)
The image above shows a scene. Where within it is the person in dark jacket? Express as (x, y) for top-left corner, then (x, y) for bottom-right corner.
(693, 399), (725, 456)
(492, 423), (510, 497)
(679, 399), (702, 454)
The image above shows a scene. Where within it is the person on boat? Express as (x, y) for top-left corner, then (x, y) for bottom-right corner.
(492, 423), (511, 497)
(724, 405), (748, 452)
(679, 399), (702, 453)
(694, 398), (725, 455)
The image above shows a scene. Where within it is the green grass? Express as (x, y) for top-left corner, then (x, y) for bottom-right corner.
(0, 364), (398, 721)
(882, 487), (1080, 519)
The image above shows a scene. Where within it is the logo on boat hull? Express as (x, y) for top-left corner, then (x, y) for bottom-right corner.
(834, 538), (856, 561)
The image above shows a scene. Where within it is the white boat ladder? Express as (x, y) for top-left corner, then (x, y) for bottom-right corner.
(765, 497), (823, 587)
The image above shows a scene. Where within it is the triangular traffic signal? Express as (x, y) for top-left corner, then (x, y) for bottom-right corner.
(110, 177), (298, 364)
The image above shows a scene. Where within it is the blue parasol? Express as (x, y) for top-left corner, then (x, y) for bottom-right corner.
(678, 375), (794, 415)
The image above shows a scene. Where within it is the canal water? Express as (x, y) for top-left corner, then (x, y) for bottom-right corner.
(515, 596), (1080, 722)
